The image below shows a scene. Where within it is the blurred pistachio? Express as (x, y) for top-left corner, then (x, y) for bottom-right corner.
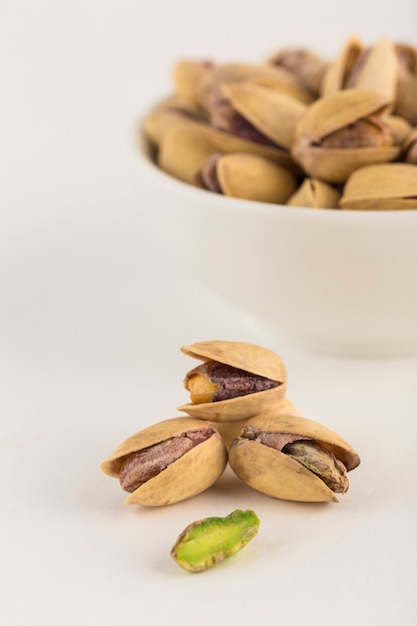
(291, 90), (399, 183)
(195, 152), (297, 203)
(268, 46), (328, 95)
(287, 177), (341, 209)
(340, 162), (417, 210)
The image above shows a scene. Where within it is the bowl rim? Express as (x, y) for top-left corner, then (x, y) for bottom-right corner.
(134, 124), (417, 224)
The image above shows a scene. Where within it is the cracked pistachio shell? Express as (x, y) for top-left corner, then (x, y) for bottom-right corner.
(291, 90), (399, 183)
(210, 397), (301, 449)
(100, 416), (227, 506)
(177, 341), (288, 422)
(394, 43), (417, 125)
(213, 153), (297, 203)
(340, 163), (417, 210)
(321, 34), (364, 96)
(221, 82), (307, 150)
(287, 177), (341, 209)
(228, 414), (360, 503)
(158, 121), (297, 185)
(345, 37), (398, 105)
(142, 97), (208, 146)
(198, 62), (312, 112)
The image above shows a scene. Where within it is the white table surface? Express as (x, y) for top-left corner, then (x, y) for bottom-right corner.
(1, 2), (417, 625)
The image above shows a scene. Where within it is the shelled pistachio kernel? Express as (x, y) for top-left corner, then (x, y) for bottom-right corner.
(178, 340), (287, 422)
(100, 416), (227, 506)
(171, 509), (260, 572)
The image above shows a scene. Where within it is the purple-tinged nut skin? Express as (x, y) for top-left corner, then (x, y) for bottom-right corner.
(119, 428), (215, 493)
(185, 361), (279, 402)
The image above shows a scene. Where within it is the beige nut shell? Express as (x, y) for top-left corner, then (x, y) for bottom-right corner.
(228, 413), (360, 502)
(340, 162), (417, 210)
(211, 397), (301, 448)
(100, 416), (227, 506)
(178, 341), (288, 422)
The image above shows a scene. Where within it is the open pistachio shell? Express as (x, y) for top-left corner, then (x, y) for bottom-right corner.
(344, 37), (398, 105)
(100, 416), (227, 506)
(321, 35), (364, 96)
(291, 90), (399, 183)
(215, 153), (297, 203)
(221, 82), (307, 150)
(340, 163), (417, 210)
(228, 414), (360, 503)
(177, 340), (288, 422)
(287, 177), (341, 209)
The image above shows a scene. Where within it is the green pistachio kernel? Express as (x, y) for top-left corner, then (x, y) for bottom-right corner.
(171, 509), (260, 572)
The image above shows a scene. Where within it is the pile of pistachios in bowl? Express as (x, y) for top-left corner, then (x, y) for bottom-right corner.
(142, 36), (417, 210)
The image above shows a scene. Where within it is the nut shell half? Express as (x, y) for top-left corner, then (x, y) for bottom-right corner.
(100, 416), (227, 506)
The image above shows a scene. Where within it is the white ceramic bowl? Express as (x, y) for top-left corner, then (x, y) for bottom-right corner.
(136, 134), (417, 356)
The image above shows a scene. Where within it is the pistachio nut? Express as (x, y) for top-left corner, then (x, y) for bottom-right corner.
(171, 509), (260, 572)
(100, 416), (227, 506)
(172, 60), (214, 110)
(291, 90), (399, 183)
(394, 43), (417, 125)
(268, 47), (328, 95)
(321, 34), (364, 96)
(142, 97), (209, 147)
(287, 177), (341, 209)
(340, 162), (417, 210)
(228, 414), (360, 502)
(177, 340), (288, 422)
(195, 152), (297, 203)
(219, 82), (307, 152)
(327, 37), (398, 104)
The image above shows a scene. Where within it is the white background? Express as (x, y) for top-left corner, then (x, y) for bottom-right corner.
(1, 2), (417, 625)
